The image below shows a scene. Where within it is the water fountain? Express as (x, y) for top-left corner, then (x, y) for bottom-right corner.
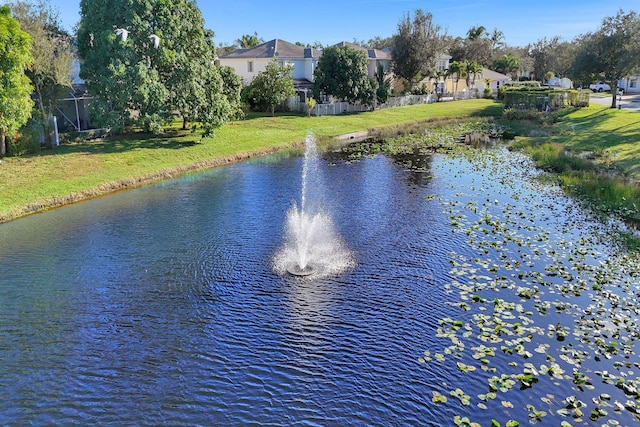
(274, 132), (355, 278)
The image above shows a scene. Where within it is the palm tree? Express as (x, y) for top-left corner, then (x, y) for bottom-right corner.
(465, 60), (483, 89)
(449, 61), (464, 96)
(466, 25), (487, 41)
(236, 32), (262, 48)
(490, 28), (505, 50)
(495, 54), (521, 81)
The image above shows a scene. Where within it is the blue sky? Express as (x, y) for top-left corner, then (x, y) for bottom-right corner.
(50, 0), (638, 47)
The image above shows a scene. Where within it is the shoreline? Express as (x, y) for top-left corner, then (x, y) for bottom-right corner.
(0, 141), (309, 224)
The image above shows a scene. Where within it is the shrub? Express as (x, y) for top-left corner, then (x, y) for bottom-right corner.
(8, 122), (41, 156)
(305, 97), (317, 117)
(411, 83), (430, 95)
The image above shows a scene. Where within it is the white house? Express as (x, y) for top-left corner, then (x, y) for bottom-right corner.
(619, 75), (640, 94)
(217, 39), (321, 89)
(476, 68), (511, 93)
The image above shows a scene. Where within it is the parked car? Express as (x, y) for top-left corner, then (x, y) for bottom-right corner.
(589, 82), (611, 92)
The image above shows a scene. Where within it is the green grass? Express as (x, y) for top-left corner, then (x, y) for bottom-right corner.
(0, 99), (502, 222)
(545, 104), (640, 178)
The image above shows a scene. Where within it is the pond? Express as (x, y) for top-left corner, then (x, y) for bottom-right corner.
(0, 137), (638, 426)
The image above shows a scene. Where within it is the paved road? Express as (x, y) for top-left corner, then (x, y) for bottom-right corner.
(589, 93), (640, 111)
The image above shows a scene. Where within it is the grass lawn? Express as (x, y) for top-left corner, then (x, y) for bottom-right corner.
(0, 99), (502, 222)
(546, 104), (640, 178)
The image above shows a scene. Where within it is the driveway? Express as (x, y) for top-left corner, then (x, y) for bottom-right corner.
(590, 93), (640, 111)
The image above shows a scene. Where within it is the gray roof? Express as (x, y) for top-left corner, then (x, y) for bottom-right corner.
(333, 41), (392, 60)
(219, 39), (321, 59)
(482, 68), (510, 81)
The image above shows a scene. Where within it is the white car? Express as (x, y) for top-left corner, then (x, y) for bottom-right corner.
(589, 82), (611, 92)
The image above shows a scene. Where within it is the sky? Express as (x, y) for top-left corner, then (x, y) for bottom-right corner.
(46, 0), (639, 48)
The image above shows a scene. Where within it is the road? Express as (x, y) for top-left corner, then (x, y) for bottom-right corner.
(589, 92), (640, 111)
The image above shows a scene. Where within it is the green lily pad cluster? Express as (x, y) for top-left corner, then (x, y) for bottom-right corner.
(339, 125), (640, 425)
(422, 146), (640, 425)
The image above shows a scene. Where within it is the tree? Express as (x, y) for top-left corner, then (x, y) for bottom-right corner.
(248, 58), (296, 116)
(392, 9), (446, 91)
(236, 32), (263, 48)
(545, 71), (555, 82)
(466, 25), (487, 41)
(9, 0), (74, 148)
(464, 60), (483, 89)
(492, 54), (521, 79)
(490, 28), (506, 50)
(449, 60), (465, 94)
(77, 0), (231, 135)
(447, 36), (466, 62)
(305, 97), (316, 117)
(374, 63), (392, 105)
(219, 65), (243, 120)
(0, 5), (34, 157)
(463, 25), (494, 66)
(312, 45), (375, 105)
(569, 10), (640, 108)
(433, 68), (449, 97)
(529, 36), (562, 82)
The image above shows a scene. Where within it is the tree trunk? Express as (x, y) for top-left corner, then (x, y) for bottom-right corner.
(182, 116), (187, 130)
(42, 121), (52, 149)
(0, 128), (6, 158)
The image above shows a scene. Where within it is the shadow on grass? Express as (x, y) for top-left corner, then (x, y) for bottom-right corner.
(49, 128), (202, 157)
(468, 102), (504, 118)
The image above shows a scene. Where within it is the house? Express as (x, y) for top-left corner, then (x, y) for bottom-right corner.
(217, 38), (321, 100)
(445, 68), (511, 97)
(407, 53), (453, 94)
(619, 75), (640, 94)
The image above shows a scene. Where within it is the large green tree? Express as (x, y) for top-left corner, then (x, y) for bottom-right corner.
(569, 10), (640, 108)
(247, 58), (295, 116)
(391, 9), (446, 91)
(0, 5), (34, 157)
(76, 0), (231, 135)
(9, 0), (74, 148)
(219, 65), (243, 120)
(312, 45), (375, 105)
(448, 25), (498, 66)
(528, 36), (562, 82)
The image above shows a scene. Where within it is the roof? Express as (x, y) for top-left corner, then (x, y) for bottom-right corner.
(333, 41), (392, 60)
(482, 68), (510, 81)
(219, 39), (321, 60)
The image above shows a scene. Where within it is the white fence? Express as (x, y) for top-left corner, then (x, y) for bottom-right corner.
(379, 94), (436, 108)
(287, 94), (438, 117)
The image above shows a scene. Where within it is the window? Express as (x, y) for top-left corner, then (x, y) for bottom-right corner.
(630, 78), (637, 89)
(247, 61), (254, 73)
(437, 60), (448, 71)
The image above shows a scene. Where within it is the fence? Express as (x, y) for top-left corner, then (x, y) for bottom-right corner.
(287, 94), (437, 117)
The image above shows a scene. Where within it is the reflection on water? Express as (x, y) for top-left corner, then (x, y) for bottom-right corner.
(0, 145), (638, 425)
